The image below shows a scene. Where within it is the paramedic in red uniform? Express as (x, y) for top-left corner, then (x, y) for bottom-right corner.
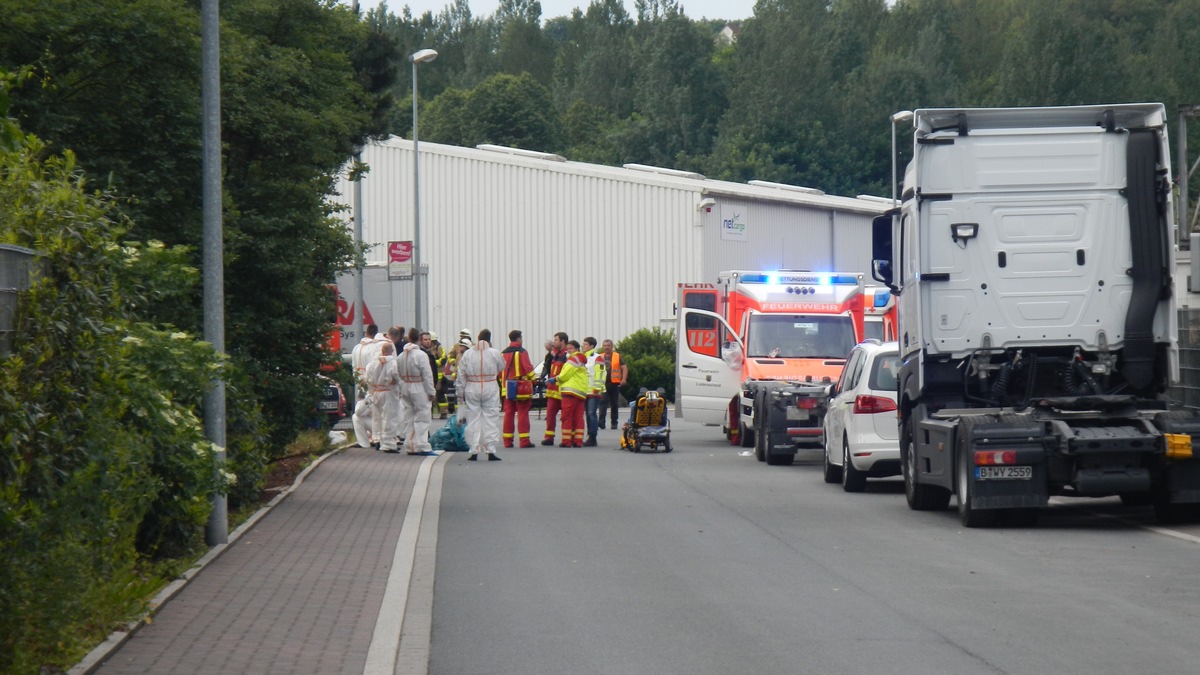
(501, 329), (536, 448)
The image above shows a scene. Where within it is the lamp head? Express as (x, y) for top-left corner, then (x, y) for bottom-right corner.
(410, 49), (439, 64)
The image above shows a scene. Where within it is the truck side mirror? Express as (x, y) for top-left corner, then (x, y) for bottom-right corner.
(871, 213), (895, 289)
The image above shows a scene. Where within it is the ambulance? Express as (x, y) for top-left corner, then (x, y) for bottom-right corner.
(676, 271), (865, 465)
(862, 285), (898, 342)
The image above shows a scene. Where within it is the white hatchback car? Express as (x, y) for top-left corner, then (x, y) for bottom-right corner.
(823, 340), (900, 491)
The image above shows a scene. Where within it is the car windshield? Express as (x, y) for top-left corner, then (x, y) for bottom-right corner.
(745, 314), (857, 359)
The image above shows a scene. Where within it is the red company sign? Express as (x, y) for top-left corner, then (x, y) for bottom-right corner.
(388, 240), (413, 280)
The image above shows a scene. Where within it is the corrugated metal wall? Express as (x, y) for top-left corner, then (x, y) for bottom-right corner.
(341, 140), (705, 347)
(335, 138), (885, 350)
(696, 197), (876, 278)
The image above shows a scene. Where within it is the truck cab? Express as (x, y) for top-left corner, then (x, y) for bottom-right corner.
(873, 104), (1200, 526)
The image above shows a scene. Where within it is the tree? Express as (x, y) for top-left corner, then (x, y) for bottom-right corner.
(424, 72), (560, 150)
(0, 0), (396, 449)
(0, 82), (234, 669)
(616, 1), (726, 166)
(496, 0), (555, 83)
(471, 72), (560, 150)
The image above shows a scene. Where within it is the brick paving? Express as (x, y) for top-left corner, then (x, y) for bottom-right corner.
(93, 447), (424, 675)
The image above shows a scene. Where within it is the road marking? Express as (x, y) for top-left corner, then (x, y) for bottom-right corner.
(364, 451), (447, 675)
(1048, 497), (1200, 545)
(396, 451), (448, 674)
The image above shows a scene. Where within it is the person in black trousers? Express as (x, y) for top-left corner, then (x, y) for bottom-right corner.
(597, 338), (627, 429)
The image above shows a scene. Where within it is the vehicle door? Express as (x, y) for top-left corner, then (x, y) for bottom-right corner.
(825, 347), (865, 446)
(676, 308), (742, 425)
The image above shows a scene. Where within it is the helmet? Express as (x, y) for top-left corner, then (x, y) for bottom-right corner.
(428, 331), (439, 342)
(644, 390), (660, 402)
(459, 328), (472, 338)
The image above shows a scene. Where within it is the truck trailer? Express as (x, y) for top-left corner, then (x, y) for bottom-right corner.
(676, 271), (865, 465)
(872, 103), (1200, 526)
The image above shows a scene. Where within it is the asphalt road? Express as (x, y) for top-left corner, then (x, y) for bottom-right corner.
(428, 413), (1200, 675)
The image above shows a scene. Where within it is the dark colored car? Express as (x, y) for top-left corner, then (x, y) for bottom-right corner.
(317, 375), (346, 422)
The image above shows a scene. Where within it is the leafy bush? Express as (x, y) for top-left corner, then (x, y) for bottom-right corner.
(617, 327), (677, 402)
(0, 98), (264, 670)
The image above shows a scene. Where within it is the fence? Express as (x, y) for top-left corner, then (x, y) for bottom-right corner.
(1172, 308), (1200, 411)
(0, 244), (39, 357)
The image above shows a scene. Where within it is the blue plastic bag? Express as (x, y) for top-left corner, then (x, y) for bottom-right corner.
(429, 414), (469, 451)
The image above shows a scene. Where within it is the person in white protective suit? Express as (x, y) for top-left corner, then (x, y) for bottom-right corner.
(364, 341), (401, 452)
(397, 327), (437, 455)
(457, 329), (506, 461)
(350, 324), (381, 448)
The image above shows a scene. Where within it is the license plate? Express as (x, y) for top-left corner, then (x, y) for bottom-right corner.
(318, 401), (338, 410)
(976, 465), (1032, 480)
(786, 407), (809, 421)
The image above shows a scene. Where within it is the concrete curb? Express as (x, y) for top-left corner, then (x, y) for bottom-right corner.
(68, 441), (356, 675)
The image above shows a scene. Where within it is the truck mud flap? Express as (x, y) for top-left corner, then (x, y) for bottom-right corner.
(967, 418), (1049, 510)
(1121, 128), (1169, 393)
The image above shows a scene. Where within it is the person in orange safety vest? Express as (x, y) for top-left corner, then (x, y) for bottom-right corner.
(597, 338), (628, 429)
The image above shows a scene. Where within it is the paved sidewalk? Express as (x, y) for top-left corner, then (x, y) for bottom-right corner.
(89, 446), (434, 674)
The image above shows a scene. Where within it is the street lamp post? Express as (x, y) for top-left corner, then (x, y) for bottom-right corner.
(410, 48), (438, 330)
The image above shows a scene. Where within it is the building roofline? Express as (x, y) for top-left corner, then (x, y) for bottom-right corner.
(372, 136), (889, 216)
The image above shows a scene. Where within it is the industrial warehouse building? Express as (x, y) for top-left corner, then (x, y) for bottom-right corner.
(333, 137), (890, 351)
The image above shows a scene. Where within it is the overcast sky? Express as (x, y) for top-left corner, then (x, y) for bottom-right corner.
(345, 0), (757, 22)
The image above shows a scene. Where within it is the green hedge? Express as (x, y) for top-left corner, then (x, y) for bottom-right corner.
(0, 90), (267, 672)
(617, 326), (677, 403)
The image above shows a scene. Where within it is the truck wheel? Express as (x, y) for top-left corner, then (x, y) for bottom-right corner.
(841, 437), (866, 492)
(822, 440), (842, 483)
(902, 415), (950, 511)
(956, 421), (997, 527)
(754, 423), (767, 462)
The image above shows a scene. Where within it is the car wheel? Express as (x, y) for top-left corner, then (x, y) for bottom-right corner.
(841, 436), (866, 492)
(822, 439), (841, 484)
(902, 414), (950, 511)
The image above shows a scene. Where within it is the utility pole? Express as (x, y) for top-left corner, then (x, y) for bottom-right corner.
(352, 0), (365, 349)
(201, 0), (227, 545)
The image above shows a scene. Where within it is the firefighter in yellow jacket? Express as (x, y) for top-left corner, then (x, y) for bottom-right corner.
(552, 340), (590, 447)
(540, 332), (569, 445)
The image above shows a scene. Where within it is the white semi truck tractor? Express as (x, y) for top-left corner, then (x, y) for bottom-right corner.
(872, 104), (1200, 527)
